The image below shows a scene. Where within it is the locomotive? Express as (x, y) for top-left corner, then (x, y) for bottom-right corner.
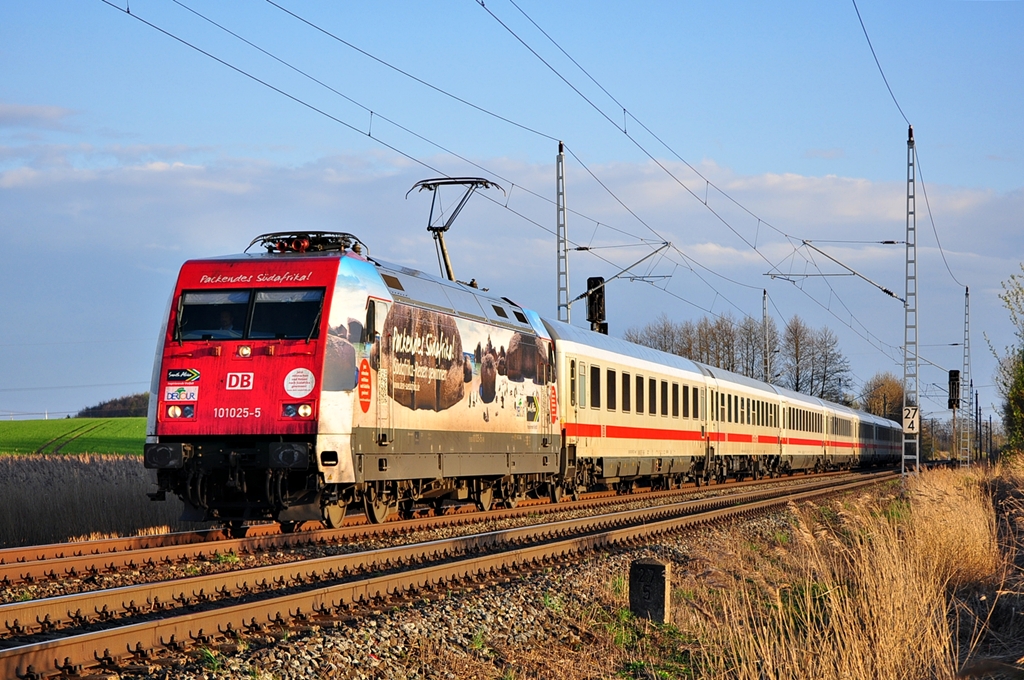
(144, 231), (901, 531)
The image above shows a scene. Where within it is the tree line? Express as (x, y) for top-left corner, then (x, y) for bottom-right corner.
(77, 393), (150, 418)
(624, 312), (853, 404)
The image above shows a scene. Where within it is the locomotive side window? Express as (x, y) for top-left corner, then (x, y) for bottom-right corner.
(177, 290), (251, 340)
(570, 360), (577, 407)
(607, 369), (617, 411)
(250, 289), (324, 340)
(590, 365), (601, 409)
(622, 373), (631, 413)
(635, 375), (644, 414)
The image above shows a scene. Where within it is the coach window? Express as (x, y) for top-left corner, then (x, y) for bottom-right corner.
(590, 365), (601, 409)
(671, 383), (679, 418)
(649, 378), (657, 415)
(727, 394), (733, 423)
(739, 397), (745, 424)
(579, 363), (587, 409)
(660, 381), (669, 417)
(636, 375), (644, 414)
(693, 386), (700, 419)
(682, 384), (690, 418)
(607, 369), (617, 411)
(622, 373), (631, 412)
(747, 398), (752, 425)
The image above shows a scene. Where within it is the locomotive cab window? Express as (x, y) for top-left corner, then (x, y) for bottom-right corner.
(177, 290), (250, 340)
(249, 289), (324, 340)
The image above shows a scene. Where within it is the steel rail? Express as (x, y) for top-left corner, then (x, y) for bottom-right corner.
(1, 472), (894, 678)
(1, 471), (885, 639)
(0, 469), (858, 586)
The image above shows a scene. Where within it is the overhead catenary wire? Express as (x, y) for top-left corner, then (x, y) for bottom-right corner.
(104, 1), (946, 394)
(476, 0), (919, 375)
(850, 0), (965, 289)
(110, 0), (757, 331)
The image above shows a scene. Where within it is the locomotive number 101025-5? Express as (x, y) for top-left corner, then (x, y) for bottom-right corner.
(213, 407), (262, 419)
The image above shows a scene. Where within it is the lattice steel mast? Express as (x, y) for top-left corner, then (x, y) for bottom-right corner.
(959, 287), (972, 467)
(556, 142), (571, 323)
(903, 125), (920, 475)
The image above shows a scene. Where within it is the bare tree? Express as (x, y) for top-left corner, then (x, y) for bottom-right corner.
(859, 371), (904, 422)
(780, 316), (813, 393)
(736, 315), (762, 379)
(623, 313), (679, 354)
(810, 326), (850, 402)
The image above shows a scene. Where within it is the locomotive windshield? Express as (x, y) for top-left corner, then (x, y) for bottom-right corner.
(178, 291), (250, 340)
(250, 289), (323, 339)
(175, 288), (324, 341)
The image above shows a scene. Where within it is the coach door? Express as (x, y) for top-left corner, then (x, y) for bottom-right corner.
(565, 357), (579, 446)
(368, 299), (394, 446)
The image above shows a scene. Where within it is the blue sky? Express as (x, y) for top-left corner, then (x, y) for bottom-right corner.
(1, 0), (1022, 424)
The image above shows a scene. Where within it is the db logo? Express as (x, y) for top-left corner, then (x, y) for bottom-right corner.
(226, 372), (254, 390)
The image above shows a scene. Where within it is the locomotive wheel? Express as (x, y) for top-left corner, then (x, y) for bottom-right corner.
(475, 485), (494, 512)
(322, 502), (347, 529)
(364, 493), (394, 524)
(549, 482), (564, 504)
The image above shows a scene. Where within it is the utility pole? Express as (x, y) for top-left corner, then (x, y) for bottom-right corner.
(762, 290), (771, 383)
(902, 125), (920, 476)
(556, 142), (571, 323)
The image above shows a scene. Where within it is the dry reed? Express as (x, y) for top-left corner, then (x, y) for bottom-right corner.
(678, 467), (1012, 680)
(0, 454), (204, 548)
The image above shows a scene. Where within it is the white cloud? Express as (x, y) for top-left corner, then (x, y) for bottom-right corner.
(0, 144), (1020, 418)
(0, 102), (75, 130)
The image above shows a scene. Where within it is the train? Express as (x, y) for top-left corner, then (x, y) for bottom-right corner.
(143, 231), (902, 532)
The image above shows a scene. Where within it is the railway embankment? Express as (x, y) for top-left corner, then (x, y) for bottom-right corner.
(98, 464), (1021, 680)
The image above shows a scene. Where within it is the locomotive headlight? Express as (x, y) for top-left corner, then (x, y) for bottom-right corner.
(297, 404), (312, 418)
(238, 345), (252, 358)
(167, 405), (182, 418)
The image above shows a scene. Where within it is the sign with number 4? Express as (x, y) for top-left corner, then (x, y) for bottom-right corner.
(903, 406), (920, 434)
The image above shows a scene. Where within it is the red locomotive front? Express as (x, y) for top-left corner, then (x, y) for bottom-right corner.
(144, 234), (360, 530)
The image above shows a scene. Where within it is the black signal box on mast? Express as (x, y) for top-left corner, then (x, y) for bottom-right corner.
(586, 276), (607, 334)
(948, 369), (960, 410)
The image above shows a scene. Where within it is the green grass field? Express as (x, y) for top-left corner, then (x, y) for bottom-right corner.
(0, 417), (146, 455)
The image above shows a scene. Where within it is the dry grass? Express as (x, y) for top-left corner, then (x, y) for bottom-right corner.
(0, 453), (204, 548)
(670, 466), (1023, 680)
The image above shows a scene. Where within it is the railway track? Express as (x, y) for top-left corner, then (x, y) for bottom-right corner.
(0, 469), (859, 589)
(1, 470), (896, 679)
